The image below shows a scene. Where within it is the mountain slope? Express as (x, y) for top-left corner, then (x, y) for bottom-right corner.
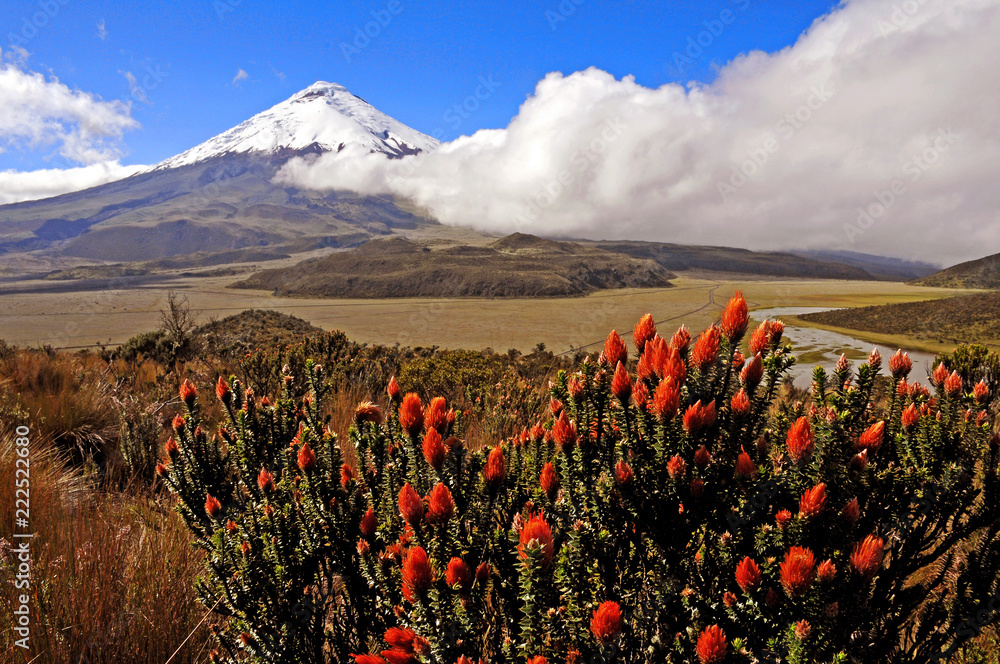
(153, 82), (438, 170)
(911, 252), (1000, 289)
(232, 233), (676, 298)
(593, 241), (878, 280)
(0, 83), (439, 268)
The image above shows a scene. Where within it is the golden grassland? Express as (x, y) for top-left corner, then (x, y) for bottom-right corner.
(0, 274), (977, 353)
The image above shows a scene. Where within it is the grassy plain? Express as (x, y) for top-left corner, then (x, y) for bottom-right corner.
(0, 274), (976, 354)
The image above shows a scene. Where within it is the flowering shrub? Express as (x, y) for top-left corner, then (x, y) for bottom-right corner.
(161, 293), (1000, 663)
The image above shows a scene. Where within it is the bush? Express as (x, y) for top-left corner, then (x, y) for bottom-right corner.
(161, 293), (1000, 663)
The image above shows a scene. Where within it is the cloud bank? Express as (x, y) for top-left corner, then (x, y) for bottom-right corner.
(0, 63), (142, 203)
(276, 0), (1000, 264)
(0, 161), (146, 205)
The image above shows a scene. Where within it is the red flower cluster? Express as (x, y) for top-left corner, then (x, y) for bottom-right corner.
(518, 512), (555, 567)
(735, 556), (761, 592)
(850, 534), (884, 577)
(780, 546), (816, 597)
(786, 417), (815, 463)
(591, 601), (622, 643)
(696, 625), (727, 664)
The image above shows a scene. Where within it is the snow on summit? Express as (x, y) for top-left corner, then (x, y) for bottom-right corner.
(153, 82), (438, 170)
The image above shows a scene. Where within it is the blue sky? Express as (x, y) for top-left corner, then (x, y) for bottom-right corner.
(1, 0), (840, 170)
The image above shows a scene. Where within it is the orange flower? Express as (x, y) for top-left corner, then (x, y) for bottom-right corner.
(786, 417), (815, 463)
(901, 403), (919, 430)
(667, 455), (687, 481)
(399, 393), (424, 437)
(660, 345), (687, 385)
(475, 562), (491, 584)
(850, 534), (884, 577)
(256, 467), (275, 494)
(691, 326), (722, 372)
(634, 314), (657, 353)
(683, 400), (716, 433)
(841, 498), (860, 524)
(615, 460), (634, 486)
(817, 559), (837, 583)
(387, 376), (401, 401)
(360, 507), (376, 539)
(604, 330), (628, 369)
(694, 445), (711, 469)
(298, 443), (317, 473)
(518, 512), (555, 567)
(422, 428), (446, 471)
(155, 462), (168, 477)
(352, 655), (386, 664)
(798, 483), (827, 519)
(749, 321), (771, 356)
(384, 627), (417, 653)
(483, 446), (506, 495)
(425, 396), (448, 433)
(735, 556), (762, 592)
(355, 401), (384, 425)
(552, 411), (577, 450)
(741, 353), (764, 388)
(721, 290), (749, 341)
(731, 388), (751, 416)
(889, 349), (912, 379)
(341, 463), (356, 490)
(426, 483), (455, 523)
(868, 348), (882, 372)
(401, 547), (433, 602)
(590, 601), (622, 643)
(944, 371), (963, 396)
(165, 437), (180, 459)
(775, 509), (793, 530)
(671, 325), (692, 353)
(445, 557), (471, 592)
(611, 362), (632, 402)
(215, 376), (231, 404)
(696, 625), (727, 664)
(974, 380), (989, 403)
(179, 378), (197, 406)
(932, 363), (949, 387)
(735, 448), (756, 479)
(205, 494), (222, 519)
(526, 658), (547, 664)
(857, 421), (885, 453)
(540, 462), (559, 502)
(723, 591), (737, 608)
(779, 546), (816, 597)
(690, 478), (705, 498)
(172, 414), (186, 433)
(652, 377), (681, 421)
(632, 380), (649, 411)
(398, 483), (424, 526)
(795, 619), (812, 641)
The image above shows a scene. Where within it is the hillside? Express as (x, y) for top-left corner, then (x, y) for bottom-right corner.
(799, 291), (1000, 345)
(911, 252), (1000, 289)
(231, 233), (676, 298)
(593, 241), (879, 280)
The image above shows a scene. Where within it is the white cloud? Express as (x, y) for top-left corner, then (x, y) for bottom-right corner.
(0, 161), (146, 205)
(232, 68), (249, 85)
(97, 19), (107, 40)
(276, 0), (1000, 265)
(0, 64), (139, 164)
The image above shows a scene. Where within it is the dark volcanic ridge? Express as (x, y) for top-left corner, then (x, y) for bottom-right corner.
(231, 233), (676, 298)
(911, 252), (1000, 289)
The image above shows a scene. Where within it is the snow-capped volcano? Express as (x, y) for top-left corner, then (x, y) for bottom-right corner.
(153, 82), (438, 170)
